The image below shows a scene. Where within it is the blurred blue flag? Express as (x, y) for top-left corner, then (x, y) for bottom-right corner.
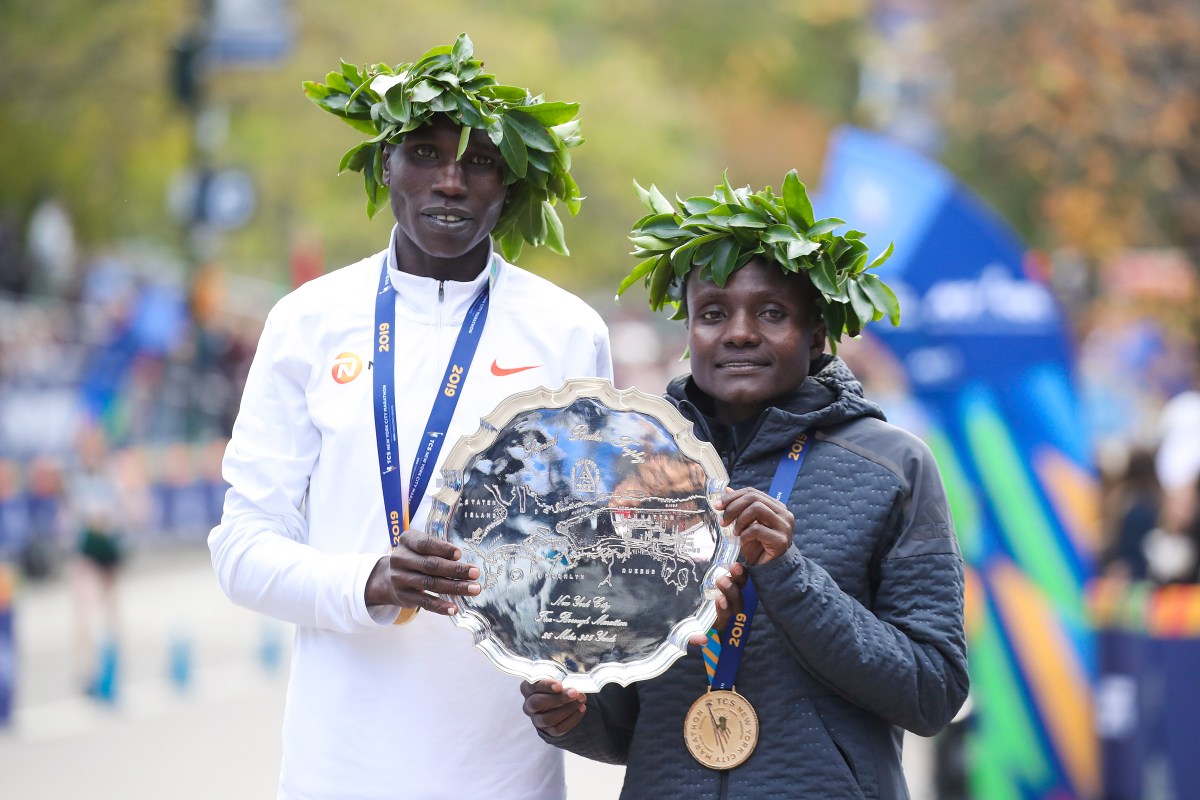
(817, 127), (1101, 799)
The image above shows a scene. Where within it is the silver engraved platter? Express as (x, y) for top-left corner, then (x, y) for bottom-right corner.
(428, 378), (737, 692)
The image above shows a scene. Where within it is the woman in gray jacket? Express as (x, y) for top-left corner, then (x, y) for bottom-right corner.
(522, 174), (968, 799)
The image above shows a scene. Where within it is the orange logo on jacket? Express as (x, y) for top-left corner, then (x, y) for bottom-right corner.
(331, 352), (362, 384)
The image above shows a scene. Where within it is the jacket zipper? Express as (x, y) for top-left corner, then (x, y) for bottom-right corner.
(437, 280), (445, 365)
(719, 770), (729, 800)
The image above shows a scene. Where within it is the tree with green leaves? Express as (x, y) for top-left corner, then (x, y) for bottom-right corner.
(934, 0), (1200, 273)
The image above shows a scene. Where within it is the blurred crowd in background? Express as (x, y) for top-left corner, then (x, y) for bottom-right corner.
(1077, 254), (1200, 585)
(0, 230), (261, 578)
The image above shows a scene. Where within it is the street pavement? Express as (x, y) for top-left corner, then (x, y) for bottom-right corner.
(0, 546), (624, 799)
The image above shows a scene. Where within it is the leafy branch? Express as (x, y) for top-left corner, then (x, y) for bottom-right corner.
(620, 170), (899, 348)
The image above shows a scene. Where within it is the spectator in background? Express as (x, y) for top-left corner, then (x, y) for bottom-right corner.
(1187, 482), (1200, 583)
(0, 460), (30, 565)
(198, 438), (229, 532)
(0, 211), (29, 294)
(156, 442), (209, 541)
(66, 424), (125, 700)
(22, 455), (63, 581)
(1143, 506), (1200, 585)
(1156, 390), (1200, 528)
(1145, 388), (1200, 584)
(1104, 448), (1160, 581)
(112, 444), (152, 545)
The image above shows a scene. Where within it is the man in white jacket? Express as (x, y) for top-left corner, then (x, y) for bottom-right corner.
(209, 36), (612, 799)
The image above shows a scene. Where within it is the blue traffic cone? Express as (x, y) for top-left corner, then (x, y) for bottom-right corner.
(169, 631), (193, 692)
(90, 638), (119, 704)
(259, 619), (283, 674)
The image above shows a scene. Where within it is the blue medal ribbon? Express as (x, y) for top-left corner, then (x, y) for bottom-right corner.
(710, 431), (811, 691)
(373, 259), (491, 548)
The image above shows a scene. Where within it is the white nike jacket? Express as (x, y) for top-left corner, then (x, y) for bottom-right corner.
(209, 232), (613, 800)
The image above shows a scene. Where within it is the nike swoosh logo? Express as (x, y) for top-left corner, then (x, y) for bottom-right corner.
(491, 359), (541, 376)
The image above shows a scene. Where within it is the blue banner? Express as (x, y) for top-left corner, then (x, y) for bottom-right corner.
(817, 127), (1100, 798)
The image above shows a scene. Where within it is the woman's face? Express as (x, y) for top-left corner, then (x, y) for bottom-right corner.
(686, 257), (826, 424)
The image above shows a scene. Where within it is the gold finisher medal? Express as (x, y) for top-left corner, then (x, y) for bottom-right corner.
(684, 689), (759, 770)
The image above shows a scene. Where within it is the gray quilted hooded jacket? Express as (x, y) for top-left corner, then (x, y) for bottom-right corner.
(541, 355), (968, 799)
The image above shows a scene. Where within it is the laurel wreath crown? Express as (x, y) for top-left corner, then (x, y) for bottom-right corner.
(619, 171), (899, 348)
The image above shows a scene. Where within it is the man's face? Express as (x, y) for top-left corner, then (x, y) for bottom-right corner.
(383, 115), (507, 270)
(685, 257), (827, 424)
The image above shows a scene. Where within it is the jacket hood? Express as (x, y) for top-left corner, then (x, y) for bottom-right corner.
(666, 354), (885, 460)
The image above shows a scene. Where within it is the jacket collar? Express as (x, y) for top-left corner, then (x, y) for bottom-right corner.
(383, 224), (498, 324)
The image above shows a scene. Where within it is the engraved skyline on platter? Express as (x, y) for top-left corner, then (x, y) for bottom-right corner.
(429, 379), (738, 692)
